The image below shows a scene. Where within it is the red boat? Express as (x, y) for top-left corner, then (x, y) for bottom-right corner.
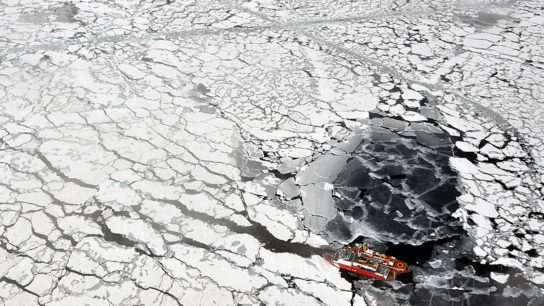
(324, 243), (410, 281)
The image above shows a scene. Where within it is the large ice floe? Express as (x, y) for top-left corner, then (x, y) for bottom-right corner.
(1, 0), (544, 305)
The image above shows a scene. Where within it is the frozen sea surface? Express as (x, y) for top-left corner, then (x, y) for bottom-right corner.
(0, 0), (544, 305)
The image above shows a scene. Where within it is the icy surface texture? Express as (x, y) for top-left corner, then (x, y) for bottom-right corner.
(328, 117), (462, 244)
(0, 0), (544, 305)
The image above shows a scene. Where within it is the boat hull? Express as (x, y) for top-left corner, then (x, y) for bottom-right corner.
(326, 260), (396, 281)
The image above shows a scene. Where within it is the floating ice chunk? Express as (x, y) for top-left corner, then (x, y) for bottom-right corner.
(58, 215), (102, 236)
(491, 257), (524, 270)
(471, 213), (493, 231)
(532, 272), (544, 285)
(468, 32), (502, 42)
(301, 184), (336, 219)
(230, 213), (252, 226)
(522, 240), (532, 252)
(140, 200), (182, 225)
(306, 232), (329, 247)
(497, 160), (528, 173)
(490, 272), (509, 284)
(411, 43), (433, 57)
(459, 193), (474, 203)
(465, 198), (498, 218)
(429, 259), (442, 268)
(189, 282), (236, 306)
(335, 130), (366, 153)
(250, 203), (297, 241)
(149, 39), (178, 51)
(277, 178), (300, 199)
(48, 296), (110, 306)
(132, 180), (182, 201)
(389, 104), (405, 116)
(456, 141), (479, 152)
(294, 279), (351, 306)
(525, 15), (544, 25)
(17, 190), (51, 207)
(352, 294), (368, 306)
(278, 157), (306, 174)
(26, 273), (55, 296)
(290, 230), (310, 244)
(145, 48), (180, 67)
(118, 63), (145, 79)
(3, 133), (31, 148)
(496, 239), (511, 248)
(440, 124), (460, 137)
(5, 257), (34, 286)
(296, 155), (349, 185)
(77, 237), (138, 263)
(239, 179), (275, 197)
(496, 248), (509, 256)
(336, 93), (379, 112)
(96, 180), (141, 207)
(534, 234), (544, 244)
(450, 157), (479, 174)
(402, 89), (424, 100)
(66, 248), (106, 277)
(502, 142), (526, 158)
(480, 143), (504, 159)
(20, 53), (44, 66)
(381, 118), (408, 131)
(30, 211), (55, 235)
(278, 147), (313, 159)
(214, 12), (254, 28)
(152, 63), (181, 79)
(474, 245), (487, 257)
(5, 218), (32, 246)
(478, 163), (512, 176)
(531, 256), (544, 269)
(302, 213), (328, 232)
(528, 219), (542, 231)
(258, 286), (318, 305)
(224, 194), (245, 212)
(443, 114), (482, 132)
(401, 111), (427, 122)
(486, 133), (506, 146)
(40, 139), (115, 185)
(243, 192), (262, 206)
(404, 99), (420, 108)
(463, 37), (493, 49)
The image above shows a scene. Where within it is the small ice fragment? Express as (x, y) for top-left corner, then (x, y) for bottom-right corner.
(490, 272), (509, 284)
